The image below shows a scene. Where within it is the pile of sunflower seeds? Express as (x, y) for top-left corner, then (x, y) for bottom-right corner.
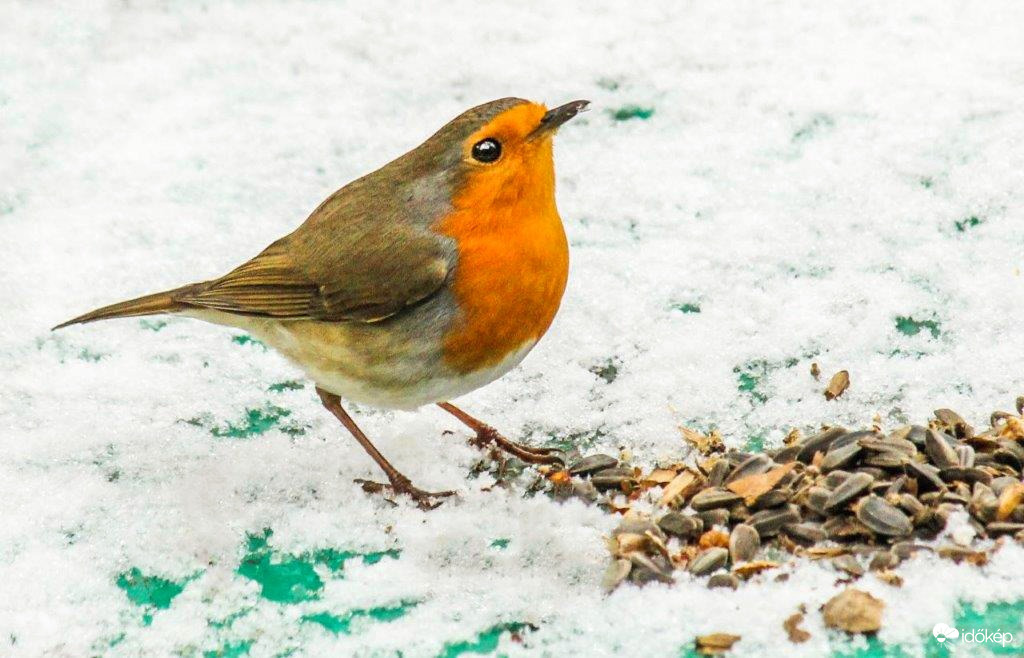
(554, 399), (1024, 591)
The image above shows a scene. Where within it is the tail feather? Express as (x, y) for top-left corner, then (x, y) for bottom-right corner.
(53, 285), (200, 330)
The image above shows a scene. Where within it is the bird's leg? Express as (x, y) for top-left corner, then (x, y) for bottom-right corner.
(316, 388), (455, 510)
(436, 402), (564, 466)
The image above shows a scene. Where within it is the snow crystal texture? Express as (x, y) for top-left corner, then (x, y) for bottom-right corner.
(3, 1), (1024, 656)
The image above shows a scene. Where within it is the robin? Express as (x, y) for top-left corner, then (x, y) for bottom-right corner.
(55, 97), (589, 508)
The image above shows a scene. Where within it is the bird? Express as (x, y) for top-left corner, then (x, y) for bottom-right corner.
(55, 97), (589, 509)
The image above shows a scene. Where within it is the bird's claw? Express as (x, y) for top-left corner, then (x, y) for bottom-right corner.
(354, 477), (456, 510)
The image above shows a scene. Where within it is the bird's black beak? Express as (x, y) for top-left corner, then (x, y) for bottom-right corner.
(527, 100), (590, 141)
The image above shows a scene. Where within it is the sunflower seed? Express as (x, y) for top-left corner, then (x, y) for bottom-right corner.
(707, 573), (739, 590)
(658, 512), (703, 538)
(725, 454), (775, 484)
(591, 466), (636, 490)
(822, 443), (863, 472)
(905, 461), (946, 491)
(991, 476), (1019, 495)
(823, 470), (854, 489)
(934, 408), (972, 439)
(868, 550), (898, 571)
(856, 495), (913, 536)
(897, 493), (924, 517)
(863, 450), (909, 469)
(782, 522), (827, 545)
(749, 488), (791, 510)
(824, 516), (873, 541)
(706, 459), (732, 487)
(956, 445), (976, 468)
(890, 424), (928, 448)
(568, 454), (618, 476)
(925, 429), (960, 469)
(689, 547), (729, 575)
(729, 524), (760, 563)
(772, 445), (803, 463)
(832, 554), (865, 576)
(804, 486), (833, 515)
(628, 552), (675, 584)
(986, 522), (1024, 536)
(691, 488), (743, 511)
(796, 427), (847, 464)
(698, 509), (731, 528)
(825, 472), (875, 511)
(939, 467), (992, 487)
(858, 437), (914, 456)
(749, 505), (801, 538)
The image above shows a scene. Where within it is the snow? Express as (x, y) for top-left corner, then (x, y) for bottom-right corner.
(3, 1), (1024, 656)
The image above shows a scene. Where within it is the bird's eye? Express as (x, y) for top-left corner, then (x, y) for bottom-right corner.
(471, 138), (502, 163)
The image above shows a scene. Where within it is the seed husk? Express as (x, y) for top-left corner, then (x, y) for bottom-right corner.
(695, 633), (740, 655)
(659, 470), (704, 507)
(824, 370), (850, 401)
(602, 558), (632, 592)
(822, 588), (884, 634)
(726, 462), (796, 505)
(996, 482), (1024, 521)
(689, 547), (729, 575)
(729, 524), (760, 563)
(784, 610), (811, 643)
(825, 472), (875, 511)
(732, 560), (778, 578)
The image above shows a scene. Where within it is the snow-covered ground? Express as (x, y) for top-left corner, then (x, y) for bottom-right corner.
(3, 1), (1024, 656)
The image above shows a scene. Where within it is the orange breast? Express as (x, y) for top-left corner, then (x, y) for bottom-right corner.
(435, 141), (569, 374)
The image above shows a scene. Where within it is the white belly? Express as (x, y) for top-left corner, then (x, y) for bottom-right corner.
(302, 340), (536, 409)
(206, 309), (537, 410)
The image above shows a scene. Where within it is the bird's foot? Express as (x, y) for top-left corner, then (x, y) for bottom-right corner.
(472, 426), (564, 466)
(355, 476), (456, 510)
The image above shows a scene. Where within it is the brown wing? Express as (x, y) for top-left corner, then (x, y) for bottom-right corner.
(179, 230), (450, 323)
